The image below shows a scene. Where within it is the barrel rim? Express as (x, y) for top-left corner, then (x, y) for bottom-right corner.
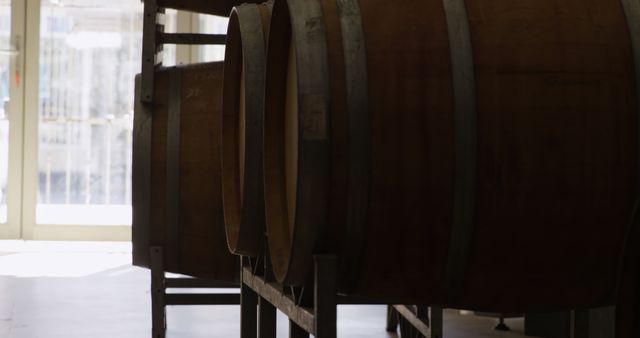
(221, 4), (268, 256)
(264, 0), (332, 286)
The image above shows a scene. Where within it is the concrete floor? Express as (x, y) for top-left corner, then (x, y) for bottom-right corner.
(0, 241), (537, 338)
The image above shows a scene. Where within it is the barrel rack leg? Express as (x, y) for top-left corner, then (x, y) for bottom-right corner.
(149, 246), (240, 338)
(241, 281), (258, 338)
(259, 297), (277, 338)
(289, 320), (309, 338)
(386, 305), (399, 332)
(150, 247), (167, 338)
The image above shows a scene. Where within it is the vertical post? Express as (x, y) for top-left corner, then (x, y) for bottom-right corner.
(314, 255), (337, 338)
(241, 267), (258, 338)
(289, 320), (309, 338)
(430, 306), (444, 338)
(525, 312), (571, 338)
(572, 310), (589, 338)
(150, 246), (166, 338)
(141, 0), (158, 103)
(586, 306), (615, 338)
(386, 305), (399, 332)
(416, 305), (429, 322)
(258, 297), (276, 338)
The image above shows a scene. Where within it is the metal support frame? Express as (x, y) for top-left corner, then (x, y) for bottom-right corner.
(149, 246), (240, 338)
(240, 254), (443, 338)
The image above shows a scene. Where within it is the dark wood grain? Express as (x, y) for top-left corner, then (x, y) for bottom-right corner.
(133, 62), (238, 281)
(263, 0), (638, 313)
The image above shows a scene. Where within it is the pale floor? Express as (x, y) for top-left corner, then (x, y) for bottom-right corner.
(0, 241), (537, 338)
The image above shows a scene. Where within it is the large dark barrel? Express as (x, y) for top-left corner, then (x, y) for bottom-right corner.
(263, 0), (640, 312)
(222, 2), (273, 256)
(133, 62), (238, 281)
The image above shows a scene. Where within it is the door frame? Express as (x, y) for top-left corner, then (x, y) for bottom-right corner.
(0, 0), (26, 239)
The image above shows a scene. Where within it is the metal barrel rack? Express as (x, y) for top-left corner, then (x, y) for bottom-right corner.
(139, 1), (236, 337)
(239, 249), (443, 338)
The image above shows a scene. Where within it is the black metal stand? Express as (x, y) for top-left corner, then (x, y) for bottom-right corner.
(149, 246), (240, 338)
(240, 253), (444, 338)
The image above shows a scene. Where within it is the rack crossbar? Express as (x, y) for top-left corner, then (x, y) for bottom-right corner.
(159, 33), (226, 45)
(165, 278), (237, 289)
(165, 293), (240, 305)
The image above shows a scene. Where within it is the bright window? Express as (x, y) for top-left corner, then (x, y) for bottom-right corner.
(197, 13), (227, 62)
(36, 0), (143, 225)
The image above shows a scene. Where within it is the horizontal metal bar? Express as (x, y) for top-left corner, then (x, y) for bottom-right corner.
(165, 278), (238, 289)
(242, 266), (316, 335)
(159, 33), (226, 45)
(165, 293), (240, 305)
(393, 305), (431, 337)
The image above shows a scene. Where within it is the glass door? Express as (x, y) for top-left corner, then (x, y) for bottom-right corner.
(21, 0), (143, 240)
(0, 0), (25, 239)
(0, 0), (205, 241)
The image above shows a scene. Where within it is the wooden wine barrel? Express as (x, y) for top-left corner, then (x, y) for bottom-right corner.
(133, 62), (238, 281)
(157, 0), (261, 17)
(264, 0), (640, 312)
(222, 2), (273, 256)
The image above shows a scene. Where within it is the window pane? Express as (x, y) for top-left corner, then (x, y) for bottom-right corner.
(197, 14), (227, 62)
(0, 0), (10, 224)
(162, 9), (177, 66)
(37, 0), (142, 225)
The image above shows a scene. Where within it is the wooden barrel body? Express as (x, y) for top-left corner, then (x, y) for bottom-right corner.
(222, 2), (273, 256)
(264, 0), (640, 312)
(133, 62), (238, 281)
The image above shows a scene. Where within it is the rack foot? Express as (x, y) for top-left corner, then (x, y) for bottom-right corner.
(150, 247), (167, 338)
(259, 297), (276, 338)
(241, 282), (258, 338)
